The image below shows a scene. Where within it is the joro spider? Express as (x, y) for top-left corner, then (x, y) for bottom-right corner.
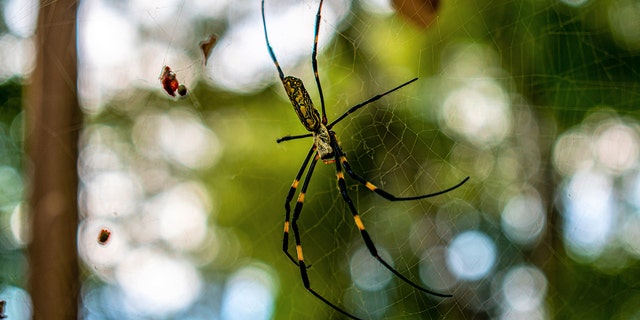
(261, 0), (469, 318)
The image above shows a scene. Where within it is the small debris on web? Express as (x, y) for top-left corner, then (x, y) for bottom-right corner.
(200, 33), (219, 66)
(0, 300), (7, 319)
(392, 0), (440, 29)
(98, 228), (111, 245)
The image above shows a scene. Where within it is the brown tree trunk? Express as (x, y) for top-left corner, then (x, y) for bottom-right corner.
(26, 0), (81, 319)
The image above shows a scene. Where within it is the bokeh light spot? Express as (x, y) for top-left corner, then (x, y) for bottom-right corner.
(220, 262), (278, 320)
(2, 0), (37, 37)
(440, 78), (511, 148)
(0, 285), (32, 320)
(116, 248), (202, 317)
(593, 122), (639, 174)
(609, 0), (640, 51)
(501, 265), (547, 312)
(560, 0), (590, 8)
(562, 169), (614, 261)
(82, 170), (142, 218)
(552, 130), (592, 176)
(419, 246), (457, 293)
(145, 182), (211, 251)
(79, 0), (136, 67)
(350, 246), (393, 291)
(501, 190), (546, 247)
(0, 34), (35, 80)
(447, 230), (496, 281)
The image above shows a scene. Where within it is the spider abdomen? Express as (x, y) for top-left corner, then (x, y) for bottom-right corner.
(283, 76), (322, 131)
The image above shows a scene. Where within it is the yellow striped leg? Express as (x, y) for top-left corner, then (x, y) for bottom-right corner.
(289, 148), (362, 319)
(332, 139), (453, 298)
(283, 146), (316, 266)
(337, 149), (469, 201)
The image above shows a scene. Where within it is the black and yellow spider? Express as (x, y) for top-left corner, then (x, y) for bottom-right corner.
(261, 0), (469, 318)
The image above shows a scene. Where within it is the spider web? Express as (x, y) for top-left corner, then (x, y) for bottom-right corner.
(268, 3), (484, 320)
(261, 0), (640, 319)
(2, 0), (640, 319)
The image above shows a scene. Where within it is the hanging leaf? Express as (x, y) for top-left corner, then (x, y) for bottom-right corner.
(392, 0), (440, 29)
(200, 33), (219, 66)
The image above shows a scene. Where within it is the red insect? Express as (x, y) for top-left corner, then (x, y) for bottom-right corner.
(98, 228), (111, 245)
(159, 65), (188, 97)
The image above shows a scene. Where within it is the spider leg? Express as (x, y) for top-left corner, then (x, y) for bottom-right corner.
(283, 145), (316, 266)
(331, 136), (453, 298)
(327, 78), (419, 129)
(261, 0), (285, 81)
(340, 152), (469, 200)
(311, 0), (327, 125)
(290, 148), (362, 320)
(277, 133), (313, 144)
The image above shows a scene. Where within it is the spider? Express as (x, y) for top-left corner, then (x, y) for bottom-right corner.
(261, 1), (469, 318)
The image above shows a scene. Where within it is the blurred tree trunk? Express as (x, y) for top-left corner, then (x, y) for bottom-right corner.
(26, 0), (81, 319)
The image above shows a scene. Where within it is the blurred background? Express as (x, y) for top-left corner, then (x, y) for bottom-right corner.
(1, 0), (640, 319)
